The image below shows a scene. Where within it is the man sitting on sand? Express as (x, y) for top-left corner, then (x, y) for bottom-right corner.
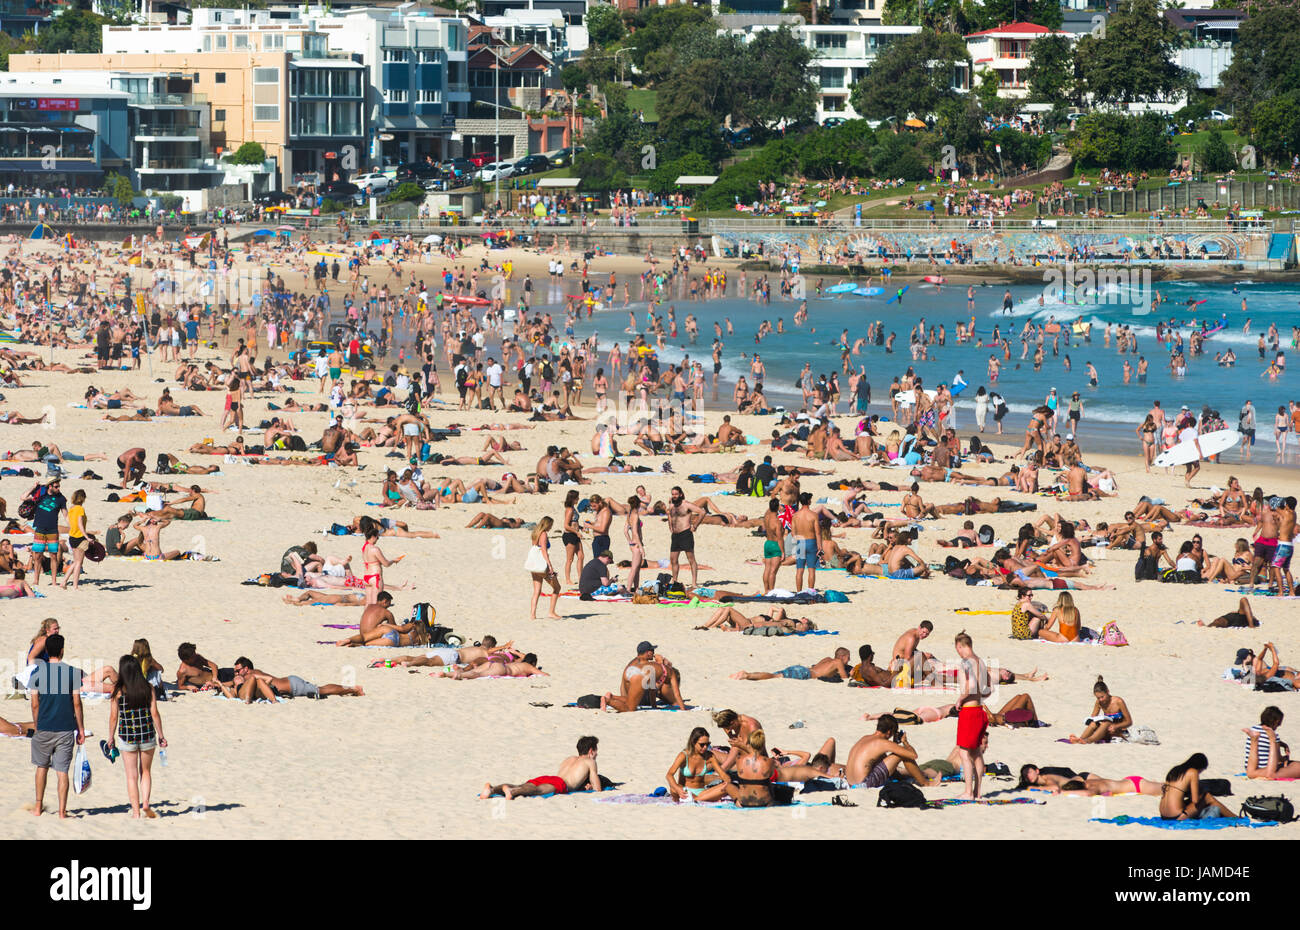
(890, 621), (934, 687)
(731, 647), (851, 682)
(845, 715), (935, 787)
(152, 485), (210, 521)
(175, 642), (229, 691)
(214, 656), (364, 702)
(480, 735), (600, 800)
(333, 593), (429, 647)
(601, 641), (687, 712)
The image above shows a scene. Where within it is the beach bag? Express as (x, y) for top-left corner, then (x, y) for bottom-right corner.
(523, 545), (548, 573)
(877, 780), (930, 809)
(1241, 795), (1296, 823)
(573, 694), (602, 709)
(1134, 555), (1158, 581)
(156, 453), (172, 474)
(71, 742), (91, 795)
(85, 539), (106, 563)
(17, 499), (36, 520)
(632, 592), (658, 604)
(286, 435), (308, 452)
(1125, 725), (1160, 746)
(1101, 621), (1129, 647)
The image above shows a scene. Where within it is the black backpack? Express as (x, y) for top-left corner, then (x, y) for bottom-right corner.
(156, 453), (173, 474)
(877, 780), (932, 809)
(1241, 795), (1297, 823)
(1134, 554), (1159, 581)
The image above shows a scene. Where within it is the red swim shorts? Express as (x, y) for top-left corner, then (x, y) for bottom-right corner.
(527, 775), (569, 795)
(956, 705), (989, 751)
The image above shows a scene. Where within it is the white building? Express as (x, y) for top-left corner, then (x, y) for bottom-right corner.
(800, 24), (921, 121)
(964, 22), (1072, 99)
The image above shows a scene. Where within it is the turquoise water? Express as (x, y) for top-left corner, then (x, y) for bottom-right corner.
(540, 275), (1300, 458)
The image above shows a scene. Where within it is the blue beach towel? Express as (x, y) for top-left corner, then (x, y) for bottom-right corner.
(1090, 815), (1275, 830)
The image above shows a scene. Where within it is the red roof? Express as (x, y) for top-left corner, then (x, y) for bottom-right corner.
(964, 21), (1064, 38)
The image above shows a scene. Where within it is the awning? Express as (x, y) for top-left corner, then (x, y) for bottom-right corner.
(675, 175), (717, 186)
(0, 159), (101, 173)
(537, 177), (580, 189)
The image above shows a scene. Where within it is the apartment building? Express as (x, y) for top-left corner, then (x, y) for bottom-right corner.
(800, 24), (922, 121)
(0, 75), (130, 190)
(964, 22), (1072, 99)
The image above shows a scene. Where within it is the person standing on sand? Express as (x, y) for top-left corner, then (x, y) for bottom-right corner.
(667, 486), (706, 588)
(29, 633), (84, 819)
(480, 735), (600, 800)
(526, 516), (562, 620)
(953, 631), (989, 800)
(105, 653), (167, 819)
(791, 492), (821, 592)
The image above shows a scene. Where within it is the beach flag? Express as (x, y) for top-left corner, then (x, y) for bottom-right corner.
(128, 250), (143, 266)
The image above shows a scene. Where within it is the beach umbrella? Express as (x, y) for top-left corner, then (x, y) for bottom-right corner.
(251, 229), (274, 237)
(904, 118), (926, 128)
(422, 234), (442, 244)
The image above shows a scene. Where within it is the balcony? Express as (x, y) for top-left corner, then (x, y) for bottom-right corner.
(134, 124), (200, 139)
(126, 92), (208, 107)
(136, 157), (212, 171)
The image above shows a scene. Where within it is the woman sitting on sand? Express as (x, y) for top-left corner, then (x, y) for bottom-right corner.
(725, 729), (781, 808)
(1068, 676), (1132, 744)
(1017, 765), (1161, 797)
(665, 727), (732, 802)
(1201, 538), (1252, 583)
(1158, 754), (1235, 820)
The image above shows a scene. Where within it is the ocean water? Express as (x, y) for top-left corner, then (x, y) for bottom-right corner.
(539, 275), (1300, 459)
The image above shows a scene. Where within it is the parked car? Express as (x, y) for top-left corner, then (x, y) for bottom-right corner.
(821, 117), (847, 128)
(476, 160), (516, 182)
(253, 190), (294, 207)
(319, 181), (362, 205)
(548, 145), (586, 167)
(353, 172), (392, 194)
(512, 153), (550, 175)
(466, 151), (493, 168)
(438, 158), (476, 182)
(1209, 109), (1231, 121)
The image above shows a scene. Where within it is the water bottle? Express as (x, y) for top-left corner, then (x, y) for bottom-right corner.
(159, 748), (168, 767)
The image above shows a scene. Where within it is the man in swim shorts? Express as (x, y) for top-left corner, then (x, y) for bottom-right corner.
(953, 631), (990, 799)
(480, 735), (600, 800)
(730, 648), (851, 682)
(221, 657), (364, 702)
(845, 714), (933, 787)
(790, 492), (822, 591)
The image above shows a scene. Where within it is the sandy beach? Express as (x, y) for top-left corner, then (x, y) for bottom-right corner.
(0, 235), (1295, 839)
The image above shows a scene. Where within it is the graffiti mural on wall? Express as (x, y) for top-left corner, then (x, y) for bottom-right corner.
(714, 228), (1258, 263)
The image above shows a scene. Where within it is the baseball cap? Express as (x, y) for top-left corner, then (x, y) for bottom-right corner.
(1066, 433), (1074, 440)
(1235, 648), (1254, 665)
(1180, 405), (1189, 410)
(636, 641), (656, 654)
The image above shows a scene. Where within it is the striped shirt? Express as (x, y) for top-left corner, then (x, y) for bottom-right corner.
(1244, 725), (1274, 770)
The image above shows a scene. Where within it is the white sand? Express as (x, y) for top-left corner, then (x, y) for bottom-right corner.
(0, 237), (1294, 838)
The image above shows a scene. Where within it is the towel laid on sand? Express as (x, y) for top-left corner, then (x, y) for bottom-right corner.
(1090, 815), (1274, 830)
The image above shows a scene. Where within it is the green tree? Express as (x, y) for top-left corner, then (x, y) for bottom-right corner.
(872, 132), (929, 180)
(1025, 33), (1074, 104)
(658, 56), (733, 125)
(882, 0), (975, 32)
(1199, 129), (1238, 172)
(105, 172), (135, 206)
(35, 8), (108, 54)
(732, 27), (817, 131)
(560, 64), (587, 92)
(228, 141), (267, 165)
(1065, 111), (1128, 167)
(585, 3), (626, 48)
(970, 0), (1062, 30)
(573, 151), (628, 191)
(385, 182), (427, 203)
(935, 94), (985, 168)
(1073, 0), (1195, 105)
(0, 31), (35, 70)
(625, 5), (712, 71)
(646, 152), (714, 194)
(1250, 90), (1300, 162)
(1066, 112), (1174, 170)
(975, 70), (1017, 121)
(850, 30), (970, 123)
(1218, 4), (1300, 131)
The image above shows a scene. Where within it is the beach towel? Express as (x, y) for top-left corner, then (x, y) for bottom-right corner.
(930, 797), (1045, 807)
(955, 609), (1012, 615)
(593, 792), (832, 809)
(1090, 815), (1275, 830)
(564, 701), (692, 711)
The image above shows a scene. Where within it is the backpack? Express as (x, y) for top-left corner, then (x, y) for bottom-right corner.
(877, 780), (932, 809)
(1241, 795), (1297, 823)
(1134, 554), (1159, 581)
(286, 435), (308, 452)
(156, 453), (173, 474)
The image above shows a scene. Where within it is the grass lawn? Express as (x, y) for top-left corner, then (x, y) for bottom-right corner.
(626, 88), (658, 123)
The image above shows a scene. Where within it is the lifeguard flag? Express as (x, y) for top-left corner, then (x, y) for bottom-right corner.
(128, 251), (143, 266)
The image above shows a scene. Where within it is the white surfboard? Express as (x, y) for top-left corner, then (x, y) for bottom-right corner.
(1153, 429), (1241, 468)
(893, 389), (937, 405)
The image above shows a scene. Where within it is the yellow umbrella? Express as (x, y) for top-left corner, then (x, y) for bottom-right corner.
(904, 118), (926, 128)
(533, 202), (547, 218)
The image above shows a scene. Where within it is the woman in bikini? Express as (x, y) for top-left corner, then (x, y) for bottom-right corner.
(561, 490), (584, 587)
(1219, 476), (1247, 524)
(0, 568), (34, 599)
(665, 727), (732, 802)
(725, 729), (780, 807)
(360, 526), (395, 606)
(624, 497), (645, 593)
(1018, 765), (1162, 797)
(693, 606), (812, 633)
(1159, 753), (1234, 820)
(1068, 676), (1133, 743)
(1136, 414), (1157, 472)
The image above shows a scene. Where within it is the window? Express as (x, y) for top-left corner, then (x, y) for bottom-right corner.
(254, 105), (279, 121)
(814, 33), (847, 49)
(263, 34), (284, 50)
(384, 88), (408, 103)
(193, 72), (200, 84)
(203, 36), (211, 51)
(820, 68), (845, 89)
(214, 108), (226, 121)
(216, 35), (227, 50)
(234, 35), (248, 49)
(383, 48), (409, 63)
(253, 67), (280, 84)
(215, 72), (226, 84)
(418, 49), (442, 64)
(418, 89), (440, 103)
